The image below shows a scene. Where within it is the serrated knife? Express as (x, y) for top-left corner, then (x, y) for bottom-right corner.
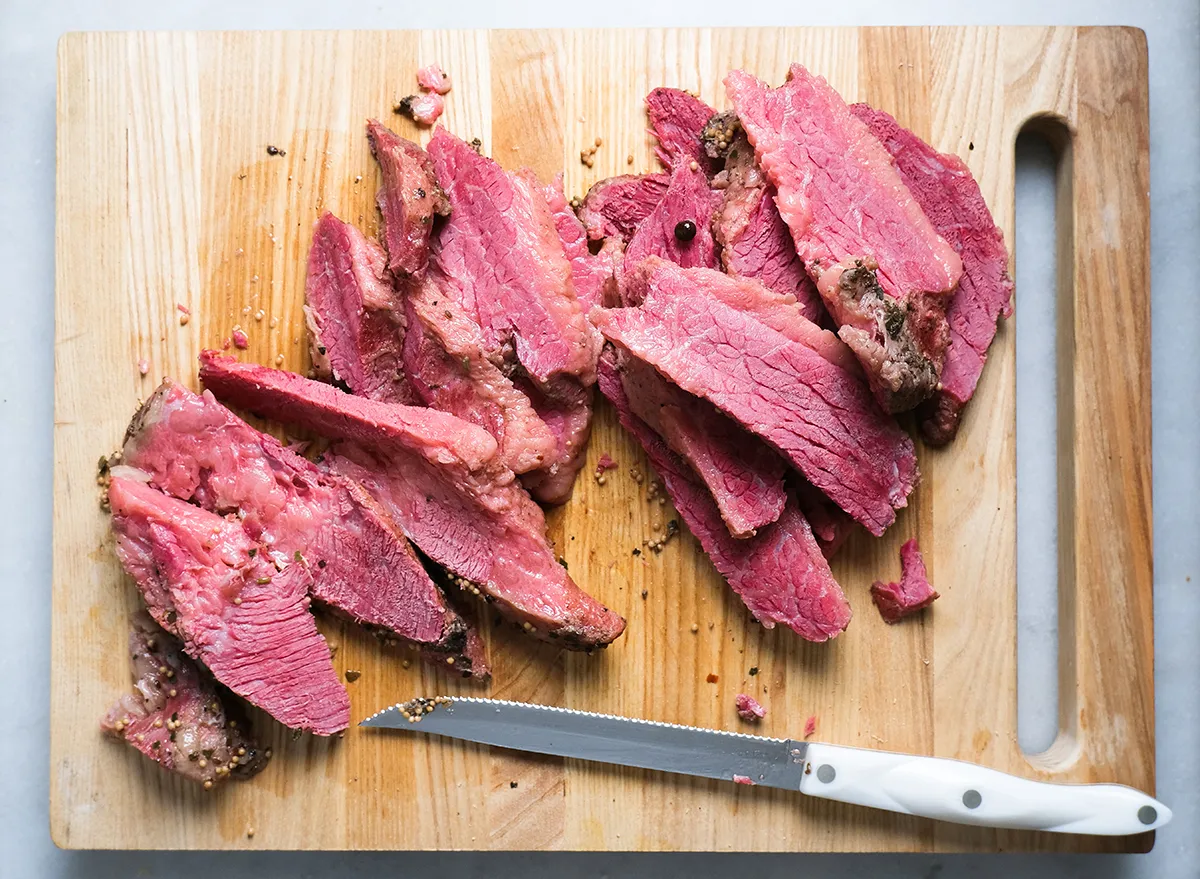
(362, 697), (1170, 836)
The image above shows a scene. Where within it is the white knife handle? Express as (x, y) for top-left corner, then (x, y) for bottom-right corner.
(800, 743), (1170, 836)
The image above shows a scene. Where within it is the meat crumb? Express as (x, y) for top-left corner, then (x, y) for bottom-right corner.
(732, 774), (755, 785)
(594, 453), (618, 481)
(871, 539), (939, 623)
(176, 303), (191, 316)
(735, 694), (765, 722)
(803, 715), (817, 739)
(395, 93), (445, 126)
(231, 327), (249, 349)
(416, 64), (452, 95)
(137, 358), (150, 376)
(706, 673), (719, 684)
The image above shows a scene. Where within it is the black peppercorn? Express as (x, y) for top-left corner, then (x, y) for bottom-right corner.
(674, 219), (697, 241)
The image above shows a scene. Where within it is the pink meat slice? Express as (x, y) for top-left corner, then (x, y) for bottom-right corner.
(624, 162), (718, 272)
(598, 350), (850, 641)
(577, 173), (670, 243)
(401, 270), (558, 475)
(849, 103), (1014, 445)
(725, 65), (963, 412)
(593, 259), (918, 536)
(427, 128), (600, 388)
(514, 375), (595, 506)
(198, 352), (625, 648)
(108, 475), (350, 735)
(619, 353), (786, 538)
(734, 693), (766, 722)
(645, 87), (719, 174)
(544, 174), (619, 311)
(102, 612), (269, 786)
(871, 538), (939, 622)
(120, 379), (468, 657)
(303, 212), (416, 405)
(714, 134), (827, 324)
(366, 119), (450, 276)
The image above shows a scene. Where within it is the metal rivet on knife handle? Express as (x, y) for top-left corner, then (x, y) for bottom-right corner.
(816, 764), (836, 784)
(962, 789), (982, 809)
(1138, 806), (1157, 825)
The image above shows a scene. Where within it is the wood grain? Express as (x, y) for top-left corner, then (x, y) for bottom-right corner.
(52, 27), (1153, 852)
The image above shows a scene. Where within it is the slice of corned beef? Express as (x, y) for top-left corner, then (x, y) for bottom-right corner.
(121, 379), (469, 660)
(624, 162), (718, 272)
(544, 174), (619, 310)
(598, 350), (850, 641)
(577, 173), (670, 243)
(725, 65), (963, 413)
(102, 612), (269, 786)
(304, 212), (415, 405)
(514, 375), (595, 506)
(714, 135), (827, 324)
(618, 352), (786, 538)
(366, 119), (449, 276)
(645, 87), (719, 174)
(108, 474), (349, 735)
(198, 353), (625, 648)
(871, 538), (939, 622)
(849, 103), (1015, 445)
(593, 259), (918, 536)
(428, 129), (600, 388)
(401, 270), (558, 475)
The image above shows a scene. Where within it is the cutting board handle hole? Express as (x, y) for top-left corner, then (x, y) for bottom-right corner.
(1014, 116), (1080, 769)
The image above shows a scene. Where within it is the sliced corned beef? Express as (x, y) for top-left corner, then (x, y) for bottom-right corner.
(108, 474), (350, 735)
(598, 350), (850, 641)
(102, 612), (269, 786)
(514, 375), (595, 505)
(428, 129), (600, 388)
(618, 352), (786, 538)
(714, 135), (827, 324)
(544, 174), (619, 310)
(725, 65), (963, 413)
(645, 87), (719, 174)
(366, 119), (449, 276)
(577, 173), (670, 243)
(593, 259), (918, 536)
(198, 353), (625, 648)
(624, 162), (718, 272)
(121, 379), (469, 660)
(849, 103), (1015, 445)
(303, 212), (415, 405)
(734, 693), (766, 722)
(871, 538), (939, 623)
(401, 271), (558, 475)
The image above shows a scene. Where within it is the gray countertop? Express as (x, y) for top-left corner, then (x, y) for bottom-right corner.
(1, 0), (1196, 876)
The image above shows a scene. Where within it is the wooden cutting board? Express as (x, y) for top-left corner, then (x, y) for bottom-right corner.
(51, 26), (1153, 852)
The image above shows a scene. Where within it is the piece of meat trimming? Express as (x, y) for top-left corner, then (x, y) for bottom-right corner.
(870, 538), (939, 622)
(197, 352), (625, 649)
(725, 65), (963, 413)
(593, 259), (918, 536)
(849, 103), (1014, 445)
(120, 379), (486, 676)
(107, 474), (350, 735)
(597, 349), (850, 642)
(101, 612), (269, 787)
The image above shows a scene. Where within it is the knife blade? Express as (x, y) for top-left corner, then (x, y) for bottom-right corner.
(361, 697), (1171, 837)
